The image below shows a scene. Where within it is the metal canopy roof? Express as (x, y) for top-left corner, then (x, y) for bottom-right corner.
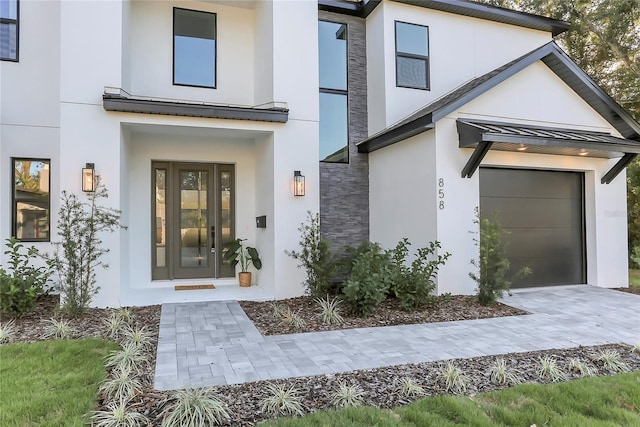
(357, 42), (640, 157)
(457, 119), (640, 183)
(103, 93), (289, 123)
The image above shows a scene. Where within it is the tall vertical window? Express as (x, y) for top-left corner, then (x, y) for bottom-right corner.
(0, 0), (18, 61)
(395, 21), (429, 90)
(319, 20), (348, 163)
(12, 159), (50, 241)
(173, 8), (216, 88)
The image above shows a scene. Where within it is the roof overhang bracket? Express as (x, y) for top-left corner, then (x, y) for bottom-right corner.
(601, 153), (637, 184)
(462, 141), (493, 178)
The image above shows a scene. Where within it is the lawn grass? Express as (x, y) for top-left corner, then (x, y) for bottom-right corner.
(262, 372), (640, 426)
(0, 338), (118, 427)
(629, 269), (640, 288)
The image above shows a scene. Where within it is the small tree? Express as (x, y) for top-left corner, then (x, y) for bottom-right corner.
(46, 178), (125, 316)
(470, 208), (530, 306)
(286, 212), (337, 298)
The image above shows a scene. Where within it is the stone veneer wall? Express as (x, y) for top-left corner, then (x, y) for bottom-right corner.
(318, 11), (369, 248)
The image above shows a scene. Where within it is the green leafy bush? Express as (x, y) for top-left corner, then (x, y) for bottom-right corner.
(286, 212), (338, 297)
(342, 243), (392, 317)
(389, 239), (451, 310)
(630, 245), (640, 269)
(0, 237), (52, 317)
(470, 209), (530, 306)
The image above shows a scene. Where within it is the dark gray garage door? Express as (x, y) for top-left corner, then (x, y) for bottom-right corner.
(479, 168), (585, 288)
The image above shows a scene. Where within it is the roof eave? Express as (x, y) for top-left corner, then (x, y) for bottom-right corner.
(357, 117), (434, 153)
(357, 42), (640, 152)
(397, 0), (569, 36)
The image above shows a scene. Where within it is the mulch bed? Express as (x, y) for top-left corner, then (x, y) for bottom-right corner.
(4, 295), (640, 426)
(131, 343), (640, 426)
(240, 295), (527, 335)
(5, 295), (161, 345)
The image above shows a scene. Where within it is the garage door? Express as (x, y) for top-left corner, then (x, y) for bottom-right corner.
(479, 168), (585, 288)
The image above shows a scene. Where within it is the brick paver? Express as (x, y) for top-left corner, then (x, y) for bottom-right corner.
(154, 285), (640, 390)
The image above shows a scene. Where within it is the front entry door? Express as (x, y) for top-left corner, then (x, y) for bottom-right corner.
(152, 162), (235, 280)
(173, 163), (215, 279)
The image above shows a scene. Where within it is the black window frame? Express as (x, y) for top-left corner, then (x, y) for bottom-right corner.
(319, 19), (350, 164)
(1, 0), (19, 62)
(395, 21), (430, 91)
(11, 157), (51, 242)
(172, 7), (217, 89)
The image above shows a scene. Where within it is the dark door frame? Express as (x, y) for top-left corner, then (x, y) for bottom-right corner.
(151, 161), (235, 280)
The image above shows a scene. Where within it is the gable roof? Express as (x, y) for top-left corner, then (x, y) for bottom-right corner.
(357, 42), (640, 153)
(319, 0), (569, 36)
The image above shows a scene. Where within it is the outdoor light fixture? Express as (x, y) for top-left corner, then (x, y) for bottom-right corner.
(517, 144), (527, 151)
(578, 149), (589, 156)
(82, 163), (96, 192)
(294, 170), (305, 196)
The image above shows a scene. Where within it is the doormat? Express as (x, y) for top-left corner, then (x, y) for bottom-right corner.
(174, 284), (215, 291)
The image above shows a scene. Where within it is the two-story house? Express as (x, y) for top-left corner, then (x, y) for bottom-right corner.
(2, 0), (639, 307)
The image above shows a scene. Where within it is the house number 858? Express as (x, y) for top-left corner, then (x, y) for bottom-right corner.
(438, 178), (445, 210)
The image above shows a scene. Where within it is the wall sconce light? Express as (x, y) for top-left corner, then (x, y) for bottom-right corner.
(82, 163), (96, 192)
(294, 170), (305, 196)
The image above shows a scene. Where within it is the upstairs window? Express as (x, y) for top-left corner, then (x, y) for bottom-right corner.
(173, 8), (216, 88)
(0, 0), (18, 61)
(395, 21), (429, 90)
(12, 159), (50, 241)
(319, 20), (348, 163)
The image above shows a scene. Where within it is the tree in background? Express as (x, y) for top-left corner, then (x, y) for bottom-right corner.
(481, 0), (640, 262)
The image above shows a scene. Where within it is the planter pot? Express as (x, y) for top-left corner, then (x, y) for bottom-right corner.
(238, 272), (252, 287)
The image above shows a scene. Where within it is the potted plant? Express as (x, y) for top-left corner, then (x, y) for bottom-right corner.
(224, 238), (262, 287)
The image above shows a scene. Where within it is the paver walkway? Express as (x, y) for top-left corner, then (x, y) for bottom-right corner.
(154, 285), (640, 390)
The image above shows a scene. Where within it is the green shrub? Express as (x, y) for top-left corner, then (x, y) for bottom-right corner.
(335, 241), (378, 285)
(45, 179), (125, 317)
(342, 243), (392, 317)
(389, 239), (451, 310)
(0, 237), (52, 317)
(469, 209), (531, 306)
(630, 246), (640, 269)
(286, 212), (338, 297)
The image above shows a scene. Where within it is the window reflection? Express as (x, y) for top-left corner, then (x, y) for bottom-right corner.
(0, 0), (18, 61)
(319, 20), (349, 163)
(395, 21), (429, 90)
(13, 159), (50, 241)
(174, 8), (216, 87)
(319, 93), (348, 162)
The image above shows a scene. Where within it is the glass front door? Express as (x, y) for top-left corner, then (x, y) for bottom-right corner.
(152, 162), (234, 280)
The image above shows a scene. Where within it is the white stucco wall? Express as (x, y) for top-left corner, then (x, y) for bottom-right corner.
(0, 0), (61, 269)
(432, 61), (629, 294)
(366, 2), (387, 135)
(369, 1), (552, 133)
(128, 0), (255, 105)
(369, 131), (438, 252)
(253, 0), (275, 106)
